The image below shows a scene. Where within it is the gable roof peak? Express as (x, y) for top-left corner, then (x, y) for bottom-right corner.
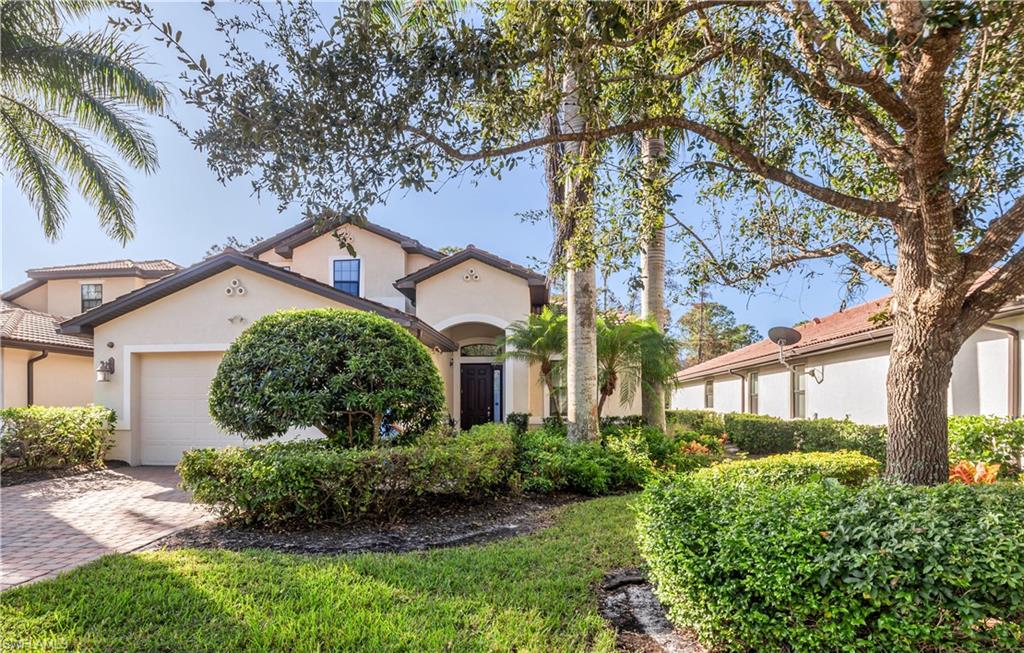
(247, 216), (444, 260)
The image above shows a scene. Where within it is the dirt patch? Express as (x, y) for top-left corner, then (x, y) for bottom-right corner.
(0, 460), (128, 487)
(599, 568), (706, 653)
(146, 492), (583, 555)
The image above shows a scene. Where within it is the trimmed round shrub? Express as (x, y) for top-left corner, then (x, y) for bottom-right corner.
(179, 423), (516, 526)
(209, 309), (446, 445)
(694, 450), (881, 487)
(637, 475), (1024, 652)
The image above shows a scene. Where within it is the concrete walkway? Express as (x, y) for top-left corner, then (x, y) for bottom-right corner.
(1, 466), (211, 590)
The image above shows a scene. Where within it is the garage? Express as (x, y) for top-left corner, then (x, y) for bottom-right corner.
(58, 252), (457, 465)
(137, 351), (240, 465)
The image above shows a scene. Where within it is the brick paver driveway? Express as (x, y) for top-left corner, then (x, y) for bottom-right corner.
(1, 466), (211, 590)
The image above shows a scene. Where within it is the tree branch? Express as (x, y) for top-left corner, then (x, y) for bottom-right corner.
(834, 1), (888, 46)
(783, 0), (915, 129)
(406, 115), (909, 221)
(601, 46), (722, 85)
(960, 247), (1024, 337)
(964, 195), (1024, 276)
(735, 42), (910, 174)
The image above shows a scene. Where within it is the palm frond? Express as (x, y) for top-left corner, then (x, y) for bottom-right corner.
(7, 96), (136, 242)
(0, 102), (69, 238)
(4, 32), (167, 112)
(39, 86), (159, 172)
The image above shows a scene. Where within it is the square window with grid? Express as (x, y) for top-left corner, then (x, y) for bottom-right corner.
(81, 284), (102, 312)
(332, 259), (360, 295)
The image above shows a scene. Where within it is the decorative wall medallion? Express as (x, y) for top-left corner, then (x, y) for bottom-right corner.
(224, 278), (247, 296)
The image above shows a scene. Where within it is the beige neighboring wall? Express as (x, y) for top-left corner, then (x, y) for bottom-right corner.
(10, 284), (48, 312)
(260, 227), (410, 309)
(406, 253), (438, 275)
(34, 276), (150, 317)
(1, 347), (93, 407)
(414, 260), (533, 329)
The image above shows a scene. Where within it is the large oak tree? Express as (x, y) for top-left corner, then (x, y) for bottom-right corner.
(144, 0), (1023, 482)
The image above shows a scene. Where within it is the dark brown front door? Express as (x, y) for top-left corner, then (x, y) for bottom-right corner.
(460, 364), (493, 429)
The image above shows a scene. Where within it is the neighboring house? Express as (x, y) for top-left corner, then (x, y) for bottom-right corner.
(1, 260), (179, 408)
(673, 295), (1024, 424)
(1, 217), (639, 465)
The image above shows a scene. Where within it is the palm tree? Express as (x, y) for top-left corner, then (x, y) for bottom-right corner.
(1, 0), (166, 243)
(639, 131), (669, 430)
(596, 316), (679, 420)
(498, 306), (568, 416)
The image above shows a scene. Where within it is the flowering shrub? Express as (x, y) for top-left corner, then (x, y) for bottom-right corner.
(949, 460), (1001, 484)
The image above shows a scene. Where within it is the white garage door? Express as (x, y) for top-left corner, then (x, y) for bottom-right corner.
(137, 351), (244, 465)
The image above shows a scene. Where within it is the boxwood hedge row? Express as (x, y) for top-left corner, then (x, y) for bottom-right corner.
(637, 454), (1024, 652)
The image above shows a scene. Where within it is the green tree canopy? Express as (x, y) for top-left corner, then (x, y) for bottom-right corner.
(677, 301), (759, 367)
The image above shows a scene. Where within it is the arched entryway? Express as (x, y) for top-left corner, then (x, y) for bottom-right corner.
(441, 321), (506, 430)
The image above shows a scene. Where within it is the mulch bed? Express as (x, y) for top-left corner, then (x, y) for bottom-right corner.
(598, 568), (706, 653)
(147, 492), (585, 555)
(0, 460), (128, 488)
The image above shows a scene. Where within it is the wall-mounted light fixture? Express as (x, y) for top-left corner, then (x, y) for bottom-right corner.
(95, 357), (115, 382)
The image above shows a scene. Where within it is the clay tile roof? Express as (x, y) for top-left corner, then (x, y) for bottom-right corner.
(27, 259), (180, 276)
(0, 303), (93, 352)
(677, 296), (892, 381)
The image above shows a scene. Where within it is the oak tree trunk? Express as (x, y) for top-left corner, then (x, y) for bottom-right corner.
(562, 67), (599, 442)
(640, 132), (668, 432)
(885, 280), (962, 484)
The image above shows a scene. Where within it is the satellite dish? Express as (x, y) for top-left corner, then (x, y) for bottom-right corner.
(768, 326), (802, 347)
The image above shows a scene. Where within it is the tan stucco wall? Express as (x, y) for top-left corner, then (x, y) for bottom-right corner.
(268, 227), (410, 309)
(35, 276), (148, 317)
(11, 284), (48, 312)
(406, 253), (437, 275)
(257, 249), (291, 267)
(1, 347), (93, 408)
(414, 259), (532, 329)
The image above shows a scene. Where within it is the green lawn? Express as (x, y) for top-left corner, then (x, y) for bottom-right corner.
(1, 495), (640, 652)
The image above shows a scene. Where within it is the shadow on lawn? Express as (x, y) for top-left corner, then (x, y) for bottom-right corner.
(0, 553), (257, 652)
(1, 496), (639, 652)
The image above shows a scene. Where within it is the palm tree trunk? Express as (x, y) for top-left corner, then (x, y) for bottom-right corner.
(640, 132), (668, 432)
(562, 66), (599, 442)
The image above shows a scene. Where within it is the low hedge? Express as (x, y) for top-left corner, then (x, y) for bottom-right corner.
(0, 405), (114, 471)
(179, 423), (516, 526)
(637, 472), (1024, 652)
(949, 415), (1024, 476)
(671, 411), (887, 459)
(666, 409), (725, 434)
(514, 425), (722, 495)
(693, 450), (881, 487)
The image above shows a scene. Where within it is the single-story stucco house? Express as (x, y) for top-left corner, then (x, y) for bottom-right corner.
(672, 295), (1024, 424)
(1, 217), (639, 464)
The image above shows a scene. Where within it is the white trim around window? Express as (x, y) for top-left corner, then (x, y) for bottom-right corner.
(328, 256), (365, 297)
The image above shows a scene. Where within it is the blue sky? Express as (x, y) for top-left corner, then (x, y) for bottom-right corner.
(0, 2), (884, 335)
